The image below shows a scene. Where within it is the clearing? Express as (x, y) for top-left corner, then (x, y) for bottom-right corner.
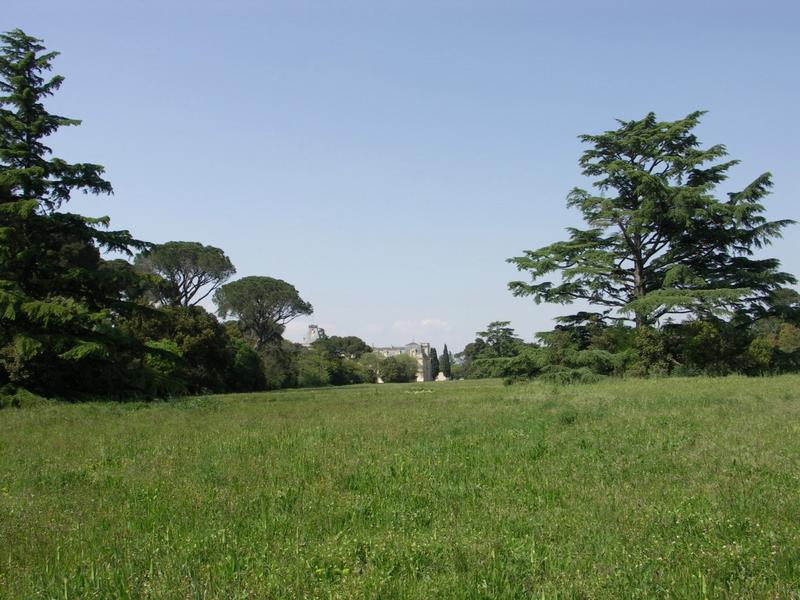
(1, 376), (799, 598)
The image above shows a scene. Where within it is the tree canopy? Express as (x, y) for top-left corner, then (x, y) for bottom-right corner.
(214, 276), (312, 350)
(475, 321), (525, 357)
(508, 111), (795, 327)
(456, 322), (528, 379)
(379, 354), (418, 383)
(313, 335), (371, 359)
(135, 241), (236, 307)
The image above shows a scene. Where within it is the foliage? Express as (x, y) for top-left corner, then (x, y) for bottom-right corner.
(0, 29), (147, 399)
(449, 361), (465, 380)
(379, 354), (418, 383)
(429, 347), (440, 378)
(509, 300), (800, 380)
(228, 336), (266, 392)
(259, 340), (302, 390)
(501, 346), (549, 382)
(313, 335), (371, 359)
(477, 321), (525, 356)
(214, 276), (313, 350)
(508, 111), (795, 328)
(134, 241), (235, 307)
(327, 358), (372, 386)
(464, 357), (513, 379)
(0, 384), (52, 408)
(122, 305), (264, 394)
(745, 320), (800, 374)
(296, 348), (331, 387)
(143, 339), (187, 397)
(440, 343), (452, 378)
(296, 343), (375, 388)
(458, 321), (528, 378)
(357, 351), (385, 383)
(538, 365), (602, 385)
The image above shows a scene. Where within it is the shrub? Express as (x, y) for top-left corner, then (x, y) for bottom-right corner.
(501, 347), (548, 380)
(144, 339), (188, 397)
(465, 357), (512, 379)
(539, 365), (602, 385)
(228, 338), (266, 392)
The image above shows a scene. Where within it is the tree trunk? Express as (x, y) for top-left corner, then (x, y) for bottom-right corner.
(633, 248), (646, 329)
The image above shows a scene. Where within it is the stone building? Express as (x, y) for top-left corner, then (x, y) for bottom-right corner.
(373, 342), (433, 382)
(302, 324), (325, 347)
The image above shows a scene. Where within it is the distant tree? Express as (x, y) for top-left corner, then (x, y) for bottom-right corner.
(0, 29), (146, 397)
(508, 111), (795, 328)
(296, 335), (374, 387)
(214, 276), (312, 350)
(226, 336), (266, 392)
(358, 351), (385, 383)
(440, 344), (452, 377)
(259, 340), (303, 390)
(135, 241), (235, 306)
(327, 357), (371, 386)
(429, 347), (440, 377)
(471, 322), (525, 358)
(380, 354), (418, 383)
(296, 347), (331, 387)
(313, 335), (372, 359)
(457, 323), (527, 379)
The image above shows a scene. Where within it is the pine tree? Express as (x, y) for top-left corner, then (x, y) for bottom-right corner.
(134, 241), (236, 306)
(0, 29), (145, 397)
(214, 276), (313, 350)
(440, 344), (452, 378)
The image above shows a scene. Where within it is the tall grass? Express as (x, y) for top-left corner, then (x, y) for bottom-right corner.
(1, 376), (799, 598)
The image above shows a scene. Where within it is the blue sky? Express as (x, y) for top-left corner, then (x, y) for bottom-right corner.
(6, 0), (799, 352)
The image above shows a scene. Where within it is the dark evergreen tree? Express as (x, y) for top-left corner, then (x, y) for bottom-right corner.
(122, 305), (245, 394)
(475, 321), (525, 357)
(0, 29), (146, 398)
(509, 111), (795, 328)
(429, 347), (440, 378)
(440, 344), (452, 378)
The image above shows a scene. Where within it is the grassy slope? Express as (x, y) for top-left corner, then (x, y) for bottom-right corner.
(1, 376), (799, 598)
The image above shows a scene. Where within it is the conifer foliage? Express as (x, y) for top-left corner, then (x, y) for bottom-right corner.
(0, 29), (145, 397)
(429, 347), (439, 378)
(508, 112), (795, 328)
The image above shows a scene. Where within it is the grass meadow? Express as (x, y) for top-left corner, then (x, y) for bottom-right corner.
(1, 376), (799, 598)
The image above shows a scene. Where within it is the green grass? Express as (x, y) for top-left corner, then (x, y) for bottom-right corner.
(1, 376), (800, 598)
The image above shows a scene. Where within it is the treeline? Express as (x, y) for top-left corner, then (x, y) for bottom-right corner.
(458, 307), (800, 384)
(3, 30), (799, 402)
(0, 30), (437, 404)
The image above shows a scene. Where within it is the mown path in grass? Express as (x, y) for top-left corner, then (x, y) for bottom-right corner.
(1, 376), (799, 598)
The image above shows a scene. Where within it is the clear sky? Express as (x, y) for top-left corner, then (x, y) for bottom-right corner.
(6, 0), (799, 352)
